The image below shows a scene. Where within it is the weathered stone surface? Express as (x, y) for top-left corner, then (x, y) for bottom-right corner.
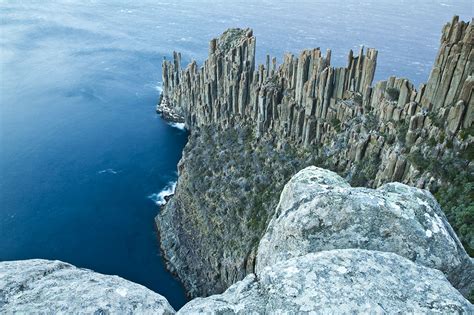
(0, 259), (175, 314)
(156, 94), (185, 123)
(447, 100), (466, 134)
(179, 250), (473, 314)
(177, 274), (264, 314)
(257, 166), (473, 296)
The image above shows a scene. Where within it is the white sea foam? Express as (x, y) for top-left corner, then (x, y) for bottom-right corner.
(169, 122), (186, 130)
(149, 181), (177, 206)
(98, 168), (119, 175)
(155, 82), (163, 93)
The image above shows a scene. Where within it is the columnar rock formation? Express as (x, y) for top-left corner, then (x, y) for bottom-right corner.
(157, 17), (473, 298)
(161, 18), (472, 184)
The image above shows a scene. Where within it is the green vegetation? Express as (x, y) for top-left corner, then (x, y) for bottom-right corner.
(435, 172), (474, 256)
(396, 121), (409, 144)
(365, 112), (378, 131)
(331, 118), (341, 132)
(446, 138), (454, 149)
(351, 155), (381, 187)
(428, 111), (443, 128)
(408, 150), (430, 170)
(406, 146), (473, 255)
(459, 125), (474, 141)
(427, 137), (437, 147)
(386, 87), (400, 101)
(460, 143), (473, 160)
(439, 131), (445, 143)
(353, 93), (363, 105)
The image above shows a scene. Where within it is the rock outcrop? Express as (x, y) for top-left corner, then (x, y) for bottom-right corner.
(257, 166), (473, 297)
(0, 259), (175, 314)
(157, 17), (473, 298)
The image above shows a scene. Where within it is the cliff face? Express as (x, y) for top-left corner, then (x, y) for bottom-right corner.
(157, 17), (473, 297)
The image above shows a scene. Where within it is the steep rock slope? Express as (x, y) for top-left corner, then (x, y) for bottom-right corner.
(157, 17), (473, 297)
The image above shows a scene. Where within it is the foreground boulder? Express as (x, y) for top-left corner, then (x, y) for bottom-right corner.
(179, 249), (472, 314)
(257, 166), (474, 297)
(0, 259), (175, 314)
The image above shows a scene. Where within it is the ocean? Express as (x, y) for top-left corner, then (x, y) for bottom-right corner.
(0, 0), (471, 310)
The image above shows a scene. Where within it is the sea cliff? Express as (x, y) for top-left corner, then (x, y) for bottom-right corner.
(156, 16), (473, 298)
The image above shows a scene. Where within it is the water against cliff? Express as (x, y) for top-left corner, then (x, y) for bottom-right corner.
(0, 1), (470, 310)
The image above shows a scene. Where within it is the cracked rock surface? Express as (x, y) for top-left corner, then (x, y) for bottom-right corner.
(257, 166), (473, 296)
(179, 249), (472, 314)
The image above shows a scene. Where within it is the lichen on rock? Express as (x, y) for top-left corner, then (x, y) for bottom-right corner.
(257, 166), (473, 297)
(0, 259), (175, 314)
(179, 249), (472, 314)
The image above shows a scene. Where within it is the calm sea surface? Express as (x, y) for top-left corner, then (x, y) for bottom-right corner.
(0, 0), (471, 309)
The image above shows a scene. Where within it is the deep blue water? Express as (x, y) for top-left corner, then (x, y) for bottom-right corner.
(0, 1), (471, 310)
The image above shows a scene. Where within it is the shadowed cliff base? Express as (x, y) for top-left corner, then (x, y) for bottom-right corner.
(157, 16), (473, 298)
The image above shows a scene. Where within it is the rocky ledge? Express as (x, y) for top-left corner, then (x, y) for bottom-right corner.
(0, 259), (175, 314)
(156, 93), (185, 123)
(2, 167), (473, 313)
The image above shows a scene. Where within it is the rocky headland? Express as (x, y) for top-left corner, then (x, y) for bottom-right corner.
(156, 16), (473, 300)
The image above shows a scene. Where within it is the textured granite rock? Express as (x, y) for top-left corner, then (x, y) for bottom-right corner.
(0, 259), (175, 314)
(179, 250), (473, 314)
(177, 274), (265, 314)
(158, 17), (473, 297)
(257, 166), (473, 297)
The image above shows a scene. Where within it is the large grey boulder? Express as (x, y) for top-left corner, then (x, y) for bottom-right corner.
(178, 274), (265, 314)
(179, 249), (473, 314)
(0, 259), (175, 314)
(256, 166), (473, 297)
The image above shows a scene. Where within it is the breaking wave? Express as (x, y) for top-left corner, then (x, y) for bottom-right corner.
(168, 122), (186, 130)
(148, 181), (177, 206)
(155, 82), (163, 93)
(98, 168), (119, 175)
